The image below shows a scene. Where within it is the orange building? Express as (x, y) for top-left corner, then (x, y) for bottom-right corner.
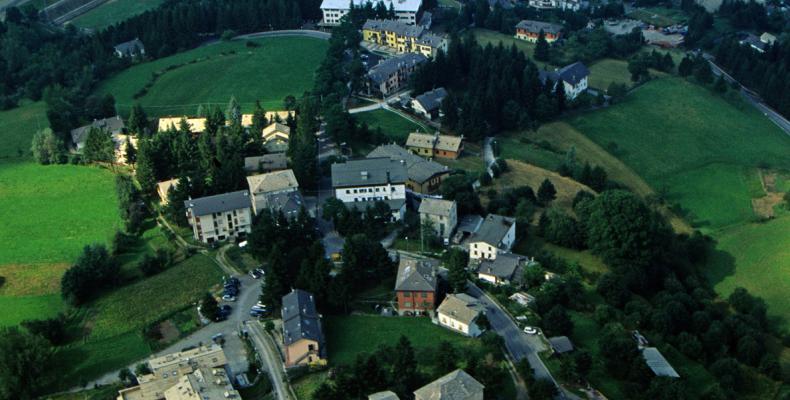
(395, 258), (439, 315)
(515, 20), (563, 43)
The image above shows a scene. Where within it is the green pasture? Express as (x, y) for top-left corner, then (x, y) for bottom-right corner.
(0, 101), (48, 160)
(96, 36), (328, 117)
(70, 0), (166, 29)
(354, 109), (427, 143)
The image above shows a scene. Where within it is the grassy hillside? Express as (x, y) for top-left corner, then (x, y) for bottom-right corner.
(569, 78), (790, 231)
(96, 36), (328, 117)
(0, 101), (48, 160)
(70, 0), (165, 29)
(354, 109), (427, 142)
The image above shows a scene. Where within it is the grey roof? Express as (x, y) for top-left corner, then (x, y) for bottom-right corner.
(438, 294), (483, 325)
(263, 190), (304, 217)
(364, 19), (425, 37)
(244, 153), (287, 172)
(282, 289), (325, 347)
(540, 62), (590, 86)
(369, 391), (400, 400)
(331, 157), (408, 188)
(471, 214), (515, 247)
(415, 32), (447, 48)
(395, 258), (438, 292)
(413, 87), (448, 113)
(549, 336), (574, 353)
(368, 53), (428, 85)
(419, 11), (432, 28)
(413, 369), (484, 400)
(367, 144), (448, 184)
(475, 253), (524, 280)
(70, 116), (125, 147)
(457, 215), (484, 234)
(348, 198), (406, 213)
(642, 347), (680, 378)
(184, 190), (251, 216)
(515, 19), (563, 35)
(114, 38), (144, 55)
(419, 198), (456, 218)
(740, 34), (767, 51)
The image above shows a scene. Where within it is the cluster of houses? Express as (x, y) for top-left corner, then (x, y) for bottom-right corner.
(362, 19), (448, 58)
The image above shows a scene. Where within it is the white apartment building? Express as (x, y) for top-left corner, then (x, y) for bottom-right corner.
(184, 190), (252, 244)
(320, 0), (423, 26)
(331, 157), (408, 220)
(468, 214), (516, 260)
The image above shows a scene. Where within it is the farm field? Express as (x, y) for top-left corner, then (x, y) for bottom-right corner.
(325, 315), (480, 366)
(354, 109), (427, 143)
(70, 0), (165, 29)
(0, 101), (48, 160)
(95, 36), (328, 117)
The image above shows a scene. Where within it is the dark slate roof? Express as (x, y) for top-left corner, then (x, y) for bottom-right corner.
(263, 190), (304, 217)
(331, 157), (408, 188)
(413, 369), (485, 400)
(364, 19), (425, 37)
(413, 87), (448, 113)
(457, 214), (484, 234)
(282, 289), (325, 347)
(549, 336), (574, 353)
(368, 53), (428, 85)
(244, 153), (288, 172)
(70, 116), (125, 146)
(184, 190), (251, 216)
(642, 347), (680, 378)
(395, 258), (438, 292)
(471, 214), (515, 247)
(475, 252), (524, 280)
(367, 144), (448, 184)
(347, 198), (406, 213)
(540, 62), (589, 86)
(114, 38), (145, 55)
(740, 34), (767, 51)
(515, 19), (563, 35)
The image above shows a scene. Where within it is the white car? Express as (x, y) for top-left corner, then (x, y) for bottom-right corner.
(523, 326), (538, 335)
(222, 294), (236, 302)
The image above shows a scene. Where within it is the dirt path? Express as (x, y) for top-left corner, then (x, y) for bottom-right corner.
(752, 170), (784, 219)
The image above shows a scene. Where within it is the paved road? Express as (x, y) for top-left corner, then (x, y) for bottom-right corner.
(235, 29), (330, 41)
(247, 320), (294, 400)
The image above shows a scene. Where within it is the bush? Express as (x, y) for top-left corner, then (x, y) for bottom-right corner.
(21, 314), (68, 345)
(221, 30), (237, 41)
(61, 244), (119, 306)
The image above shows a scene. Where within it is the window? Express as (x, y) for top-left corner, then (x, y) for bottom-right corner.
(421, 292), (427, 298)
(404, 302), (412, 307)
(346, 189), (350, 194)
(308, 344), (315, 351)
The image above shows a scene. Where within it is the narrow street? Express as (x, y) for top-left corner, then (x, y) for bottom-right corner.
(247, 320), (295, 400)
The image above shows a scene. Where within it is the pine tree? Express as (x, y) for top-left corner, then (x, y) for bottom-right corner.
(128, 104), (149, 137)
(678, 56), (694, 77)
(537, 178), (557, 205)
(446, 248), (469, 293)
(125, 138), (137, 166)
(534, 30), (550, 61)
(226, 96), (242, 127)
(83, 127), (114, 163)
(135, 140), (158, 195)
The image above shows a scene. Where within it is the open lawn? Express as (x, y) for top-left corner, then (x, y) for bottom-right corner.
(0, 162), (120, 266)
(96, 36), (328, 117)
(705, 216), (790, 330)
(569, 78), (790, 231)
(514, 236), (609, 278)
(473, 29), (535, 57)
(492, 160), (595, 215)
(52, 253), (222, 387)
(325, 315), (480, 366)
(627, 7), (687, 27)
(588, 59), (635, 90)
(354, 109), (427, 143)
(70, 0), (165, 29)
(293, 372), (328, 400)
(0, 101), (48, 160)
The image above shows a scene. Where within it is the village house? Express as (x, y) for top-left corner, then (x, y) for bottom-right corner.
(362, 19), (448, 58)
(246, 169), (302, 217)
(475, 252), (525, 285)
(262, 122), (291, 153)
(157, 117), (207, 133)
(156, 178), (180, 205)
(405, 132), (463, 159)
(368, 144), (449, 194)
(70, 116), (126, 151)
(244, 153), (288, 173)
(395, 258), (439, 315)
(116, 345), (239, 400)
(282, 289), (327, 367)
(183, 190), (252, 244)
(419, 198), (457, 239)
(539, 61), (590, 99)
(549, 336), (575, 354)
(468, 214), (517, 260)
(642, 347), (680, 378)
(740, 32), (776, 53)
(414, 369), (484, 400)
(437, 293), (485, 337)
(113, 38), (145, 58)
(411, 87), (447, 120)
(515, 20), (564, 43)
(320, 0), (423, 26)
(367, 53), (428, 96)
(331, 157), (408, 221)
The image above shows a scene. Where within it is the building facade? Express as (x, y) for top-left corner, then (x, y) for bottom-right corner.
(468, 214), (516, 260)
(515, 20), (564, 43)
(419, 198), (457, 239)
(395, 258), (438, 315)
(367, 53), (428, 96)
(246, 169), (301, 216)
(331, 157), (408, 220)
(539, 61), (590, 100)
(362, 19), (448, 58)
(367, 144), (449, 194)
(282, 289), (326, 367)
(405, 132), (463, 159)
(184, 190), (252, 244)
(437, 294), (484, 337)
(320, 0), (423, 26)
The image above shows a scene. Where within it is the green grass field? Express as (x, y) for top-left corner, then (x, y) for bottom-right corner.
(325, 315), (479, 366)
(96, 36), (328, 117)
(0, 101), (48, 160)
(70, 0), (165, 29)
(0, 162), (120, 266)
(627, 7), (687, 27)
(354, 109), (427, 142)
(570, 78), (790, 231)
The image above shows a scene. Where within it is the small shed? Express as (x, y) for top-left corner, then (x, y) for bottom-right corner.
(548, 336), (574, 354)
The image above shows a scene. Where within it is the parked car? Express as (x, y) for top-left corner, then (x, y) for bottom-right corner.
(212, 333), (224, 343)
(224, 287), (238, 296)
(523, 326), (538, 335)
(249, 270), (262, 279)
(222, 294), (236, 302)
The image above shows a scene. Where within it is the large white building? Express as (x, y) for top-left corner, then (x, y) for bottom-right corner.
(184, 190), (252, 244)
(320, 0), (423, 26)
(331, 157), (408, 220)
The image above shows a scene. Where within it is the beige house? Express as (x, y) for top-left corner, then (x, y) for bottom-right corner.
(157, 178), (180, 204)
(419, 198), (457, 239)
(184, 190), (252, 244)
(468, 214), (516, 260)
(246, 169), (300, 215)
(414, 369), (484, 400)
(437, 293), (484, 337)
(239, 111), (295, 128)
(116, 345), (239, 400)
(113, 134), (139, 165)
(282, 289), (326, 367)
(405, 132), (464, 159)
(262, 122), (291, 153)
(157, 117), (207, 133)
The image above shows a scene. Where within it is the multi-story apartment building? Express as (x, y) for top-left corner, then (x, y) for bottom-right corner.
(515, 20), (564, 43)
(320, 0), (423, 26)
(331, 157), (408, 220)
(183, 190), (252, 244)
(419, 198), (457, 239)
(362, 19), (447, 58)
(246, 169), (302, 216)
(367, 144), (449, 194)
(366, 53), (427, 96)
